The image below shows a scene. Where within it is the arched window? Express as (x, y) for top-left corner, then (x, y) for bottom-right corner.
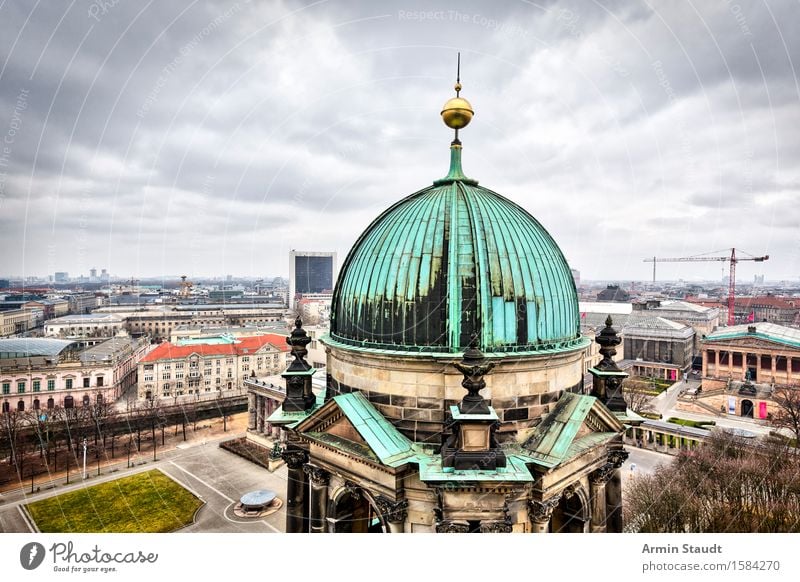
(96, 394), (103, 404)
(17, 400), (24, 411)
(47, 398), (54, 410)
(2, 402), (9, 414)
(83, 394), (90, 406)
(33, 399), (40, 410)
(64, 395), (74, 409)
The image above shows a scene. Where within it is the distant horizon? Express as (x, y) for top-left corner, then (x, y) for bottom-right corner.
(1, 273), (798, 287)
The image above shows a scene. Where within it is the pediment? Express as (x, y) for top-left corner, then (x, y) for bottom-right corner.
(520, 393), (623, 467)
(707, 338), (786, 351)
(293, 392), (416, 467)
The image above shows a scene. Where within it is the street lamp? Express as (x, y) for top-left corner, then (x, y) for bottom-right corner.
(82, 438), (88, 479)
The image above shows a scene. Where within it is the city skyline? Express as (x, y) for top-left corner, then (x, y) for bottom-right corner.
(1, 1), (798, 281)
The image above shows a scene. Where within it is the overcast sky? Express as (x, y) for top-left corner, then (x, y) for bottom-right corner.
(0, 0), (797, 282)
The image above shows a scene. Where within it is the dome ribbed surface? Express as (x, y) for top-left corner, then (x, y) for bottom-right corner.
(330, 162), (582, 354)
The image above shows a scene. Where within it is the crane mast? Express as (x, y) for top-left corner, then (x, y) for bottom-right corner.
(643, 248), (769, 325)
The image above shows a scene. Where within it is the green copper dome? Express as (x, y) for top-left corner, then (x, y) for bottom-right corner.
(330, 146), (582, 354)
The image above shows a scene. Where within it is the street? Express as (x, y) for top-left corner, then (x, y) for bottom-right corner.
(621, 446), (672, 488)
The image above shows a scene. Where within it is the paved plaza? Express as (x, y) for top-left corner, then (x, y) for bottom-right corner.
(0, 433), (288, 533)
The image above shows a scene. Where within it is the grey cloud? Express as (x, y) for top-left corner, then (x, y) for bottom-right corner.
(1, 0), (798, 280)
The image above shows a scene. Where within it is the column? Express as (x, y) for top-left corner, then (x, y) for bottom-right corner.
(590, 464), (613, 533)
(771, 355), (776, 384)
(256, 396), (264, 433)
(303, 465), (329, 533)
(247, 393), (256, 430)
(281, 446), (308, 533)
(527, 495), (561, 533)
(702, 349), (708, 378)
(788, 357), (793, 385)
(376, 497), (409, 533)
(265, 399), (273, 435)
(605, 449), (628, 533)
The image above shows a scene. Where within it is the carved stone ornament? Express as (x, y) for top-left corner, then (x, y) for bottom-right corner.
(281, 448), (308, 470)
(479, 521), (512, 534)
(286, 317), (312, 372)
(528, 495), (562, 523)
(562, 483), (579, 500)
(375, 497), (409, 523)
(435, 520), (470, 533)
(343, 481), (361, 500)
(590, 463), (615, 485)
(608, 449), (629, 469)
(453, 333), (495, 414)
(303, 464), (329, 486)
(595, 316), (622, 370)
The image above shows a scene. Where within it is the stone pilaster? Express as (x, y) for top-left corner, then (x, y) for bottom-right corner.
(303, 464), (330, 533)
(605, 449), (628, 533)
(256, 396), (264, 433)
(247, 392), (256, 430)
(528, 494), (561, 533)
(281, 447), (308, 533)
(375, 496), (408, 533)
(590, 463), (614, 533)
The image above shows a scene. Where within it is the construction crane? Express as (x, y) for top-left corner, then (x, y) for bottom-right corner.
(643, 248), (769, 326)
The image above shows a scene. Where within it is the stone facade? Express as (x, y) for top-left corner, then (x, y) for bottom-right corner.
(281, 393), (627, 534)
(698, 324), (800, 419)
(0, 308), (40, 336)
(323, 338), (588, 443)
(137, 336), (289, 400)
(0, 337), (147, 413)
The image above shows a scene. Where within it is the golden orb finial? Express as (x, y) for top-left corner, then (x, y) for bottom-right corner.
(441, 97), (474, 130)
(441, 52), (474, 132)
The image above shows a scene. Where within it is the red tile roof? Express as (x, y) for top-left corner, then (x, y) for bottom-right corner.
(734, 296), (798, 309)
(141, 334), (290, 363)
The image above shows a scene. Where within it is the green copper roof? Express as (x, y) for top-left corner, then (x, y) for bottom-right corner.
(296, 391), (416, 467)
(333, 392), (416, 466)
(520, 392), (623, 467)
(703, 322), (800, 349)
(330, 146), (582, 354)
(418, 453), (534, 483)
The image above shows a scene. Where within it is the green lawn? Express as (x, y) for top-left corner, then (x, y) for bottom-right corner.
(665, 417), (716, 429)
(26, 470), (203, 533)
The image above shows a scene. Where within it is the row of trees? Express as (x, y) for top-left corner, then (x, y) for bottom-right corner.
(625, 432), (800, 532)
(0, 399), (210, 487)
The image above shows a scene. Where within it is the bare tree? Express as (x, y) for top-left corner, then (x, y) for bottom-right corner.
(622, 385), (656, 415)
(0, 411), (26, 481)
(625, 432), (800, 532)
(772, 386), (800, 443)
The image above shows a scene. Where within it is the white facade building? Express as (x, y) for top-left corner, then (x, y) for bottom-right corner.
(137, 334), (290, 400)
(44, 313), (125, 338)
(0, 337), (148, 413)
